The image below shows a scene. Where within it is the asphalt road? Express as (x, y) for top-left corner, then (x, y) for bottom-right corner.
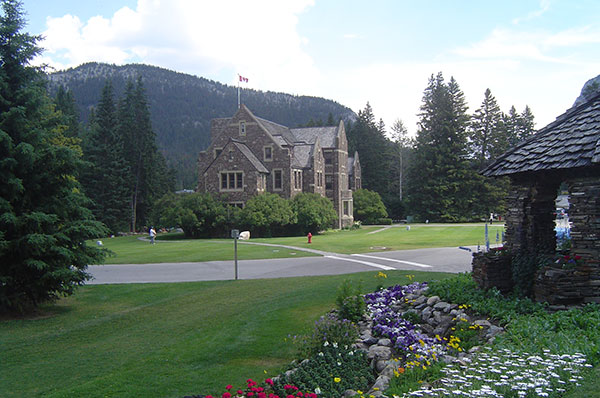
(86, 245), (478, 285)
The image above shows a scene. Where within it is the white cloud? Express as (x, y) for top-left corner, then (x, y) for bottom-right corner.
(512, 0), (551, 24)
(35, 0), (318, 94)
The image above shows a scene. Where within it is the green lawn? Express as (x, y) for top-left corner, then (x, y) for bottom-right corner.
(100, 224), (504, 264)
(98, 235), (318, 264)
(0, 271), (450, 398)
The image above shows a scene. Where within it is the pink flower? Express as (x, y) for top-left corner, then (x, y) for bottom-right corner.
(238, 391), (244, 395)
(248, 392), (254, 397)
(265, 379), (274, 386)
(258, 393), (267, 398)
(575, 255), (582, 260)
(223, 393), (231, 398)
(226, 385), (233, 390)
(296, 392), (304, 397)
(287, 395), (295, 398)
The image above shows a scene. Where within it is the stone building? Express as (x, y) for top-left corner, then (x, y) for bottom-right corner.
(483, 92), (600, 304)
(197, 105), (361, 228)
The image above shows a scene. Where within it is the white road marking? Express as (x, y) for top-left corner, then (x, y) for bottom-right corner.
(324, 256), (395, 271)
(350, 253), (432, 268)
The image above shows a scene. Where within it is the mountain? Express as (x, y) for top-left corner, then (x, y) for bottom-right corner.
(46, 62), (357, 189)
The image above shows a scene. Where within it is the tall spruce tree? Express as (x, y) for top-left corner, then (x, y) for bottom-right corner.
(408, 72), (479, 222)
(80, 81), (130, 233)
(118, 77), (172, 232)
(0, 0), (106, 312)
(469, 88), (504, 168)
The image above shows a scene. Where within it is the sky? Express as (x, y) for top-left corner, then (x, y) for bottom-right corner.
(23, 0), (600, 136)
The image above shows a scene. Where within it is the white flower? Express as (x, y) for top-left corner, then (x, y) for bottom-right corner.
(332, 342), (338, 348)
(314, 387), (321, 395)
(323, 341), (329, 347)
(318, 352), (324, 357)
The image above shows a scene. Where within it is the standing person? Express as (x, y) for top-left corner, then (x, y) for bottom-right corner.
(149, 226), (157, 244)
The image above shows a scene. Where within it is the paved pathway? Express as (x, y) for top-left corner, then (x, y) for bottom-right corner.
(86, 243), (478, 285)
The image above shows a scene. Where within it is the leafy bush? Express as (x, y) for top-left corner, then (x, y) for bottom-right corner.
(240, 193), (296, 237)
(376, 218), (393, 225)
(494, 303), (600, 365)
(353, 189), (388, 224)
(335, 279), (365, 323)
(293, 313), (358, 359)
(426, 273), (546, 324)
(291, 193), (337, 234)
(275, 343), (374, 398)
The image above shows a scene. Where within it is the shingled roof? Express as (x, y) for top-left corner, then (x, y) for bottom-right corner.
(483, 92), (600, 177)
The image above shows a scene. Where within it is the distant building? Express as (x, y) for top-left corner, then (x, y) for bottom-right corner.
(197, 105), (361, 228)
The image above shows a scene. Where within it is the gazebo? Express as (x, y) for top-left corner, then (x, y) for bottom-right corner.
(481, 92), (600, 306)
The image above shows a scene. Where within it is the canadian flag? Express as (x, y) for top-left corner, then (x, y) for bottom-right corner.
(239, 75), (248, 83)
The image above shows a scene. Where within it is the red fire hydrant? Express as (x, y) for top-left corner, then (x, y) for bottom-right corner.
(307, 232), (312, 244)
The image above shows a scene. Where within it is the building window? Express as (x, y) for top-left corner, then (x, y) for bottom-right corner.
(324, 151), (332, 165)
(343, 200), (350, 216)
(229, 202), (244, 209)
(214, 148), (223, 159)
(258, 174), (266, 191)
(317, 172), (323, 187)
(294, 170), (302, 190)
(220, 171), (243, 191)
(325, 174), (333, 190)
(273, 169), (283, 191)
(264, 146), (272, 161)
(239, 121), (246, 136)
(356, 177), (361, 190)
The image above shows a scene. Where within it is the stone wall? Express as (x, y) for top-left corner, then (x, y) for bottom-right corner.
(568, 177), (600, 265)
(471, 251), (513, 293)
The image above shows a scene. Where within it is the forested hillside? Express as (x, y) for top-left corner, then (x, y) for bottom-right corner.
(46, 63), (357, 188)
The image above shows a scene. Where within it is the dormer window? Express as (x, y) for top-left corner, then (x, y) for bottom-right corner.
(264, 146), (273, 161)
(239, 121), (246, 136)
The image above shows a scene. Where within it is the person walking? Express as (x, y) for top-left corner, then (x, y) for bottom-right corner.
(149, 226), (157, 244)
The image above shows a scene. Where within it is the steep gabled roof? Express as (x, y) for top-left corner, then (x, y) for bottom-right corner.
(290, 126), (338, 148)
(231, 141), (269, 173)
(255, 116), (296, 146)
(202, 138), (268, 174)
(292, 144), (313, 168)
(483, 93), (600, 177)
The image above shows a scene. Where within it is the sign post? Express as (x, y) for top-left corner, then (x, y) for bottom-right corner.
(231, 229), (240, 280)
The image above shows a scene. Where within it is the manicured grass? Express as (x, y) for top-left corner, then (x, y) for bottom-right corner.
(98, 235), (318, 264)
(0, 271), (452, 398)
(100, 224), (504, 264)
(252, 223), (505, 254)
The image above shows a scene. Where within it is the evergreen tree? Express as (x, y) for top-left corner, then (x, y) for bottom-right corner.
(408, 72), (479, 222)
(503, 106), (521, 147)
(80, 81), (130, 233)
(118, 77), (173, 232)
(469, 88), (504, 167)
(518, 105), (535, 140)
(53, 86), (80, 138)
(347, 103), (393, 196)
(0, 0), (106, 312)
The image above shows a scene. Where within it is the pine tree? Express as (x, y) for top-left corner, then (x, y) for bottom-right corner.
(518, 105), (535, 140)
(118, 77), (172, 232)
(346, 103), (395, 198)
(80, 81), (130, 233)
(0, 0), (106, 312)
(408, 72), (478, 222)
(469, 88), (504, 167)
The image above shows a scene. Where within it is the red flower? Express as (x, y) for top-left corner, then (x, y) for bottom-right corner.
(258, 393), (267, 398)
(238, 391), (244, 395)
(296, 392), (304, 397)
(575, 255), (582, 260)
(265, 379), (274, 386)
(223, 393), (232, 398)
(226, 385), (233, 391)
(287, 395), (295, 398)
(248, 393), (254, 397)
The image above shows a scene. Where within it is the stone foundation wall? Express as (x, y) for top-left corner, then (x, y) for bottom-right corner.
(534, 265), (600, 306)
(471, 252), (513, 293)
(568, 177), (600, 265)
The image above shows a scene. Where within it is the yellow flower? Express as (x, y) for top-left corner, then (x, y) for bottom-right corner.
(357, 391), (363, 395)
(377, 271), (388, 278)
(334, 377), (341, 383)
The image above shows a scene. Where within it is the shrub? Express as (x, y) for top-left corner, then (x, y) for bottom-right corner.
(335, 279), (365, 323)
(291, 193), (337, 234)
(352, 189), (388, 224)
(376, 218), (393, 225)
(293, 313), (358, 359)
(240, 193), (296, 237)
(275, 343), (374, 398)
(427, 273), (545, 325)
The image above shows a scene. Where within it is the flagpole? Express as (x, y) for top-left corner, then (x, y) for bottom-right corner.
(237, 74), (240, 109)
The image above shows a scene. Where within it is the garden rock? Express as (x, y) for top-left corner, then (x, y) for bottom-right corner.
(377, 338), (392, 347)
(368, 345), (392, 361)
(426, 296), (440, 306)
